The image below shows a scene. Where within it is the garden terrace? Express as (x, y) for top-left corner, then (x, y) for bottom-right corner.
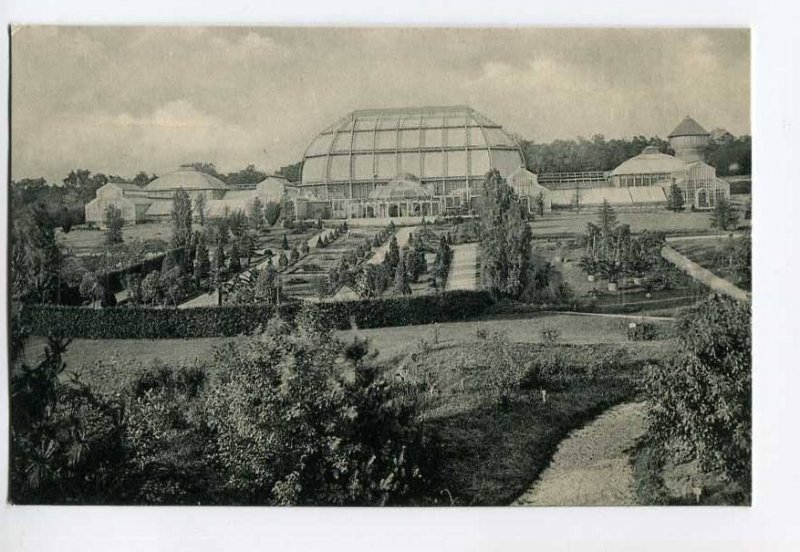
(280, 227), (383, 299)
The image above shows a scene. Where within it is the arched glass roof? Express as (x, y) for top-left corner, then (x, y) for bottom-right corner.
(301, 106), (524, 186)
(370, 174), (431, 200)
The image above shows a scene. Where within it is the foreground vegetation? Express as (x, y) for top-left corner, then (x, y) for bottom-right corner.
(635, 294), (751, 505)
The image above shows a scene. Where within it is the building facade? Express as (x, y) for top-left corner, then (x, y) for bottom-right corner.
(84, 167), (315, 225)
(542, 116), (730, 211)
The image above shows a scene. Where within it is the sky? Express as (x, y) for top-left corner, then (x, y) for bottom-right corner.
(10, 26), (750, 182)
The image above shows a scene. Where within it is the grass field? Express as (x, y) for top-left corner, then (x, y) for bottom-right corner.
(57, 222), (180, 252)
(345, 313), (674, 360)
(531, 210), (750, 237)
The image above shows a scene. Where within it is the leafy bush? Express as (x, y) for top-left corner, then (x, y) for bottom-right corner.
(204, 317), (435, 505)
(627, 321), (659, 341)
(645, 294), (751, 496)
(479, 332), (530, 408)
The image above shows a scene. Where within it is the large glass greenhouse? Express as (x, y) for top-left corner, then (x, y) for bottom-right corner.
(300, 106), (524, 218)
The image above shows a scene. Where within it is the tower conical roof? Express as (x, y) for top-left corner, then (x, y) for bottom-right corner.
(669, 116), (709, 138)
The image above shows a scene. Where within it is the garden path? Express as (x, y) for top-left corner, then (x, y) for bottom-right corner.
(513, 401), (647, 506)
(444, 243), (479, 291)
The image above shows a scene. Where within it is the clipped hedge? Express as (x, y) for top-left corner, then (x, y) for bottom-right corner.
(20, 290), (495, 339)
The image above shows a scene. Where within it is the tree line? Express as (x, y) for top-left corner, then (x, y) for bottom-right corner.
(520, 133), (751, 176)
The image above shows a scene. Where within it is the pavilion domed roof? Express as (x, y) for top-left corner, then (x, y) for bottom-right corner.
(611, 146), (688, 176)
(146, 166), (228, 192)
(369, 175), (431, 200)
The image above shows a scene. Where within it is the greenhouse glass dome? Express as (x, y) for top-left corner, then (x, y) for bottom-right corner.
(300, 106), (524, 217)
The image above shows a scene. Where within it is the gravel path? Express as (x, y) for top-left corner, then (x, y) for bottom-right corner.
(514, 402), (648, 506)
(444, 243), (479, 291)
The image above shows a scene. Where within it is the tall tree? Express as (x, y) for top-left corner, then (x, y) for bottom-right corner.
(194, 238), (210, 284)
(384, 236), (400, 270)
(264, 202), (282, 227)
(171, 189), (194, 269)
(597, 199), (617, 235)
(249, 197), (264, 230)
(11, 205), (62, 303)
(479, 170), (532, 298)
(132, 171), (157, 188)
(195, 193), (207, 226)
(667, 183), (685, 212)
(104, 205), (124, 245)
(229, 241), (242, 273)
(710, 198), (740, 231)
(393, 251), (411, 295)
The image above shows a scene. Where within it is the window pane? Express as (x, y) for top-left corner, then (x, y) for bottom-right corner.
(331, 132), (352, 153)
(302, 157), (328, 183)
(376, 116), (399, 130)
(446, 128), (467, 148)
(375, 130), (397, 150)
(399, 129), (421, 149)
(469, 127), (486, 147)
(376, 153), (396, 178)
(446, 115), (467, 127)
(352, 154), (374, 180)
(352, 182), (373, 199)
(469, 151), (490, 177)
(327, 183), (347, 199)
(484, 128), (514, 147)
(446, 150), (468, 177)
(329, 155), (350, 181)
(421, 116), (444, 128)
(491, 149), (524, 175)
(354, 118), (377, 131)
(422, 152), (445, 177)
(353, 131), (373, 151)
(400, 152), (421, 175)
(400, 116), (421, 129)
(445, 180), (467, 195)
(306, 133), (334, 156)
(423, 128), (444, 148)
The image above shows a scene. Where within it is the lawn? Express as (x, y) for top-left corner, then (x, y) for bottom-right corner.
(19, 336), (236, 395)
(398, 340), (671, 505)
(57, 222), (180, 252)
(530, 210), (750, 237)
(342, 312), (674, 361)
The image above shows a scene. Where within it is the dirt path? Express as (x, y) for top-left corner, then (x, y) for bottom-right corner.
(514, 401), (647, 506)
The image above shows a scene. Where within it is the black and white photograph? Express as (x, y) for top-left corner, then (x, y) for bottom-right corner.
(6, 25), (753, 508)
(5, 2), (800, 548)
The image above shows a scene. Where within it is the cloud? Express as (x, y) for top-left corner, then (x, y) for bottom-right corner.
(10, 27), (750, 182)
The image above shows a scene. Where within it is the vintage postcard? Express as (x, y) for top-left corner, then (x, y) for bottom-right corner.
(8, 26), (751, 507)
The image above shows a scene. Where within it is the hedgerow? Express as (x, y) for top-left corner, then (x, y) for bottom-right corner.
(19, 290), (495, 338)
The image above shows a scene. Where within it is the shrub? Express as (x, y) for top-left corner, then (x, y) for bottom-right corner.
(645, 295), (751, 497)
(204, 322), (434, 505)
(627, 321), (659, 341)
(479, 331), (529, 408)
(540, 326), (561, 344)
